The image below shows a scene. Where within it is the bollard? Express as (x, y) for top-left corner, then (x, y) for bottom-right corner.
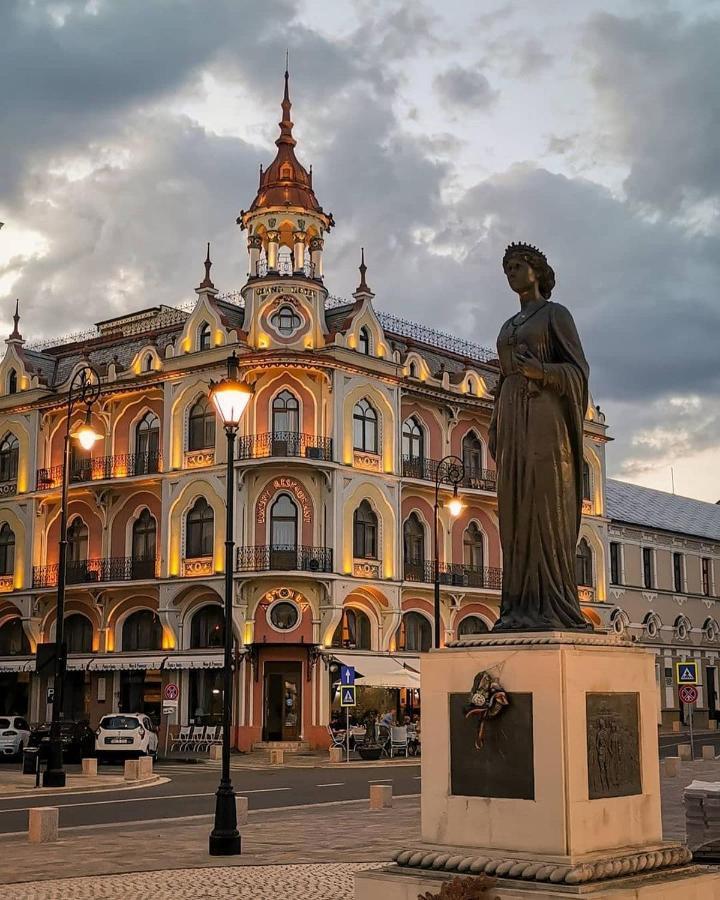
(672, 721), (682, 733)
(678, 744), (692, 761)
(329, 747), (344, 763)
(709, 720), (718, 732)
(28, 807), (59, 843)
(124, 759), (139, 781)
(269, 749), (284, 765)
(236, 796), (249, 825)
(81, 758), (97, 776)
(664, 756), (680, 777)
(703, 745), (716, 761)
(209, 744), (222, 761)
(369, 784), (393, 810)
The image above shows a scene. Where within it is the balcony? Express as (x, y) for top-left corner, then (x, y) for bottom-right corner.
(404, 560), (502, 590)
(401, 456), (497, 492)
(32, 556), (157, 588)
(255, 258), (316, 279)
(237, 432), (333, 463)
(235, 544), (333, 574)
(37, 452), (162, 489)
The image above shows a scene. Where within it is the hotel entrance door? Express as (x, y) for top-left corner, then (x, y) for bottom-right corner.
(263, 662), (302, 741)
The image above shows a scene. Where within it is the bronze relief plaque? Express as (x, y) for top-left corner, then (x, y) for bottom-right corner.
(449, 692), (534, 800)
(586, 692), (641, 800)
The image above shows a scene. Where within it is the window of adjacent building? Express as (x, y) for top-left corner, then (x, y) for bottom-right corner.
(403, 513), (425, 567)
(190, 605), (224, 649)
(398, 611), (432, 652)
(135, 412), (160, 473)
(353, 500), (378, 559)
(186, 498), (214, 558)
(402, 417), (424, 461)
(271, 306), (301, 336)
(67, 518), (88, 564)
(0, 434), (18, 483)
(269, 601), (299, 630)
(7, 369), (17, 395)
(353, 399), (378, 454)
(0, 618), (30, 655)
(582, 460), (592, 502)
(190, 669), (223, 725)
(65, 614), (92, 654)
(703, 558), (712, 597)
(463, 522), (484, 570)
(331, 608), (372, 650)
(188, 396), (216, 451)
(462, 431), (483, 478)
(610, 542), (622, 585)
(132, 509), (156, 578)
(270, 493), (298, 548)
(458, 615), (489, 637)
(575, 538), (593, 587)
(0, 523), (14, 576)
(122, 610), (162, 652)
(272, 390), (300, 435)
(358, 326), (371, 355)
(642, 547), (654, 589)
(198, 322), (212, 351)
(673, 552), (684, 593)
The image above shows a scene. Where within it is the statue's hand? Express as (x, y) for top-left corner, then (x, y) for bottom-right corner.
(515, 349), (544, 382)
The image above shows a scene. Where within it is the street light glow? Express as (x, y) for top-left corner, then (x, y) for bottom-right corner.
(210, 353), (253, 427)
(447, 496), (464, 517)
(72, 408), (102, 450)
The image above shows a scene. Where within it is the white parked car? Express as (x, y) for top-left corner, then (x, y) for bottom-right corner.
(0, 715), (31, 759)
(95, 713), (158, 761)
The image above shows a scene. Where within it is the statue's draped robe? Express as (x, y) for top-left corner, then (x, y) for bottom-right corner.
(490, 301), (590, 631)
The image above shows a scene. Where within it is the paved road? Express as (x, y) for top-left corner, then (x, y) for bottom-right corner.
(0, 761), (420, 835)
(659, 731), (720, 758)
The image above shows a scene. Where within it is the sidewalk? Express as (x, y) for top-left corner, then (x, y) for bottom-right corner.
(162, 749), (420, 769)
(0, 770), (166, 797)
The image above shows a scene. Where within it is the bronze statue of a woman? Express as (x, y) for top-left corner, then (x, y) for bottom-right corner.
(489, 243), (592, 632)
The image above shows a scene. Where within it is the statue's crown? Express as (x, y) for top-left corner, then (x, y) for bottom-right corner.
(503, 242), (547, 263)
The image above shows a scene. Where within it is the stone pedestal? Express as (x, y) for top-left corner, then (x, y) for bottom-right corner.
(356, 632), (720, 898)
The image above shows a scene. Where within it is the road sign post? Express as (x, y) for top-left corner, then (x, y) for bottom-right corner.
(163, 683), (180, 759)
(679, 684), (699, 759)
(340, 679), (356, 763)
(676, 661), (699, 685)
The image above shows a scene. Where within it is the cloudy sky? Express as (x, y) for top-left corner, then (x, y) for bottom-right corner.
(1, 0), (719, 501)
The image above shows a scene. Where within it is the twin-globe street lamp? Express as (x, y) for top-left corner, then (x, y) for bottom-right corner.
(208, 352), (253, 856)
(433, 456), (465, 650)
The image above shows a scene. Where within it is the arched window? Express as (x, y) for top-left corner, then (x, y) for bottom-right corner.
(576, 538), (593, 587)
(270, 493), (298, 548)
(188, 396), (216, 451)
(358, 327), (371, 355)
(463, 522), (484, 570)
(143, 354), (154, 372)
(403, 513), (425, 579)
(0, 618), (30, 655)
(331, 608), (372, 650)
(7, 369), (17, 395)
(198, 322), (212, 351)
(135, 411), (160, 473)
(190, 605), (224, 649)
(353, 399), (378, 453)
(122, 610), (162, 651)
(582, 460), (592, 502)
(0, 523), (15, 576)
(0, 434), (18, 483)
(271, 306), (301, 336)
(408, 361), (418, 379)
(272, 390), (300, 435)
(186, 498), (214, 558)
(458, 615), (490, 637)
(462, 432), (484, 479)
(402, 417), (424, 461)
(398, 611), (432, 652)
(353, 500), (378, 559)
(65, 614), (93, 653)
(67, 518), (88, 564)
(132, 509), (157, 578)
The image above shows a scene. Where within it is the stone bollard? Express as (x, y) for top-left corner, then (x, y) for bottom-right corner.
(703, 745), (716, 761)
(124, 759), (139, 781)
(369, 784), (393, 810)
(81, 758), (97, 777)
(124, 756), (153, 781)
(236, 796), (249, 825)
(329, 747), (344, 763)
(269, 749), (284, 765)
(209, 744), (222, 761)
(664, 756), (680, 777)
(28, 807), (59, 843)
(673, 721), (682, 733)
(678, 744), (693, 761)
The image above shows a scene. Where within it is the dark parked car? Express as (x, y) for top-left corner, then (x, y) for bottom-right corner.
(29, 721), (96, 762)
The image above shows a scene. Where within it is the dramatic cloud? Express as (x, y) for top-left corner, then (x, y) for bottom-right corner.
(433, 66), (499, 111)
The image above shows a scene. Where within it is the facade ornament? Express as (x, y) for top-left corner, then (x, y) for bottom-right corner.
(463, 671), (509, 749)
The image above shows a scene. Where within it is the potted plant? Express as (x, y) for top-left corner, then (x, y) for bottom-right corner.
(357, 710), (383, 761)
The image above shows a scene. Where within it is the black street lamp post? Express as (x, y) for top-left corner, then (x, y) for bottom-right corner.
(433, 455), (465, 650)
(208, 352), (252, 856)
(43, 366), (102, 788)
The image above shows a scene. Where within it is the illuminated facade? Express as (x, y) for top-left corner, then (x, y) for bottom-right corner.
(0, 72), (611, 749)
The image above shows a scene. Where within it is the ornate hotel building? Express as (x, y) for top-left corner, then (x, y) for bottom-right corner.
(0, 72), (614, 749)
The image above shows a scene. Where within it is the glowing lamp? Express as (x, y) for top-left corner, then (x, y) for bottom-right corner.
(72, 408), (102, 450)
(210, 353), (253, 428)
(447, 496), (464, 517)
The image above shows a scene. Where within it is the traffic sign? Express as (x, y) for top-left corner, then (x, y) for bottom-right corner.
(163, 683), (180, 701)
(676, 662), (699, 685)
(340, 665), (355, 687)
(679, 685), (699, 705)
(46, 687), (54, 704)
(340, 685), (356, 707)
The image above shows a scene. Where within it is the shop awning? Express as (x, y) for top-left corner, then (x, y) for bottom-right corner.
(66, 656), (94, 671)
(80, 652), (234, 671)
(87, 655), (166, 671)
(329, 652), (421, 689)
(163, 653), (225, 670)
(0, 656), (34, 673)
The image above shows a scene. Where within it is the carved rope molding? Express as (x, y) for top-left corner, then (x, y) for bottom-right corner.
(391, 844), (692, 884)
(445, 633), (630, 649)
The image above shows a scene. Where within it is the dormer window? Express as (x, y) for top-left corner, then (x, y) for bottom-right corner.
(271, 306), (301, 336)
(7, 370), (17, 395)
(143, 354), (153, 372)
(408, 361), (418, 379)
(358, 327), (371, 356)
(198, 323), (211, 351)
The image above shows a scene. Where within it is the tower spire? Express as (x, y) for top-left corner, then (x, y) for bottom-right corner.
(277, 52), (296, 148)
(9, 299), (21, 341)
(354, 248), (373, 297)
(198, 243), (215, 290)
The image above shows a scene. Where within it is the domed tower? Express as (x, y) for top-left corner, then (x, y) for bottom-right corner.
(238, 67), (334, 352)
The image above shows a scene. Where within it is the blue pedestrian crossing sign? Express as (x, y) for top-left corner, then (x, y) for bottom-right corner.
(340, 665), (355, 686)
(676, 661), (698, 685)
(340, 685), (356, 707)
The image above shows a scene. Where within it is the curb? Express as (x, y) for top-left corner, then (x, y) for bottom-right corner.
(0, 774), (169, 799)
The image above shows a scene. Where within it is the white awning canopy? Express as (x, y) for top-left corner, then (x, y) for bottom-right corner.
(0, 656), (34, 673)
(163, 653), (225, 670)
(328, 652), (421, 689)
(87, 655), (165, 671)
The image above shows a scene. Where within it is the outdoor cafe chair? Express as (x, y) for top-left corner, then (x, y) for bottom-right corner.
(186, 725), (206, 752)
(377, 724), (392, 758)
(390, 725), (409, 758)
(327, 725), (346, 749)
(349, 725), (366, 749)
(201, 725), (220, 751)
(169, 725), (191, 754)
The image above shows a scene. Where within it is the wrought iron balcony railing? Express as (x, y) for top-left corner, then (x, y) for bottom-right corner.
(255, 258), (316, 278)
(236, 432), (333, 462)
(403, 559), (502, 590)
(401, 456), (497, 492)
(33, 556), (156, 588)
(37, 452), (162, 489)
(235, 544), (333, 574)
